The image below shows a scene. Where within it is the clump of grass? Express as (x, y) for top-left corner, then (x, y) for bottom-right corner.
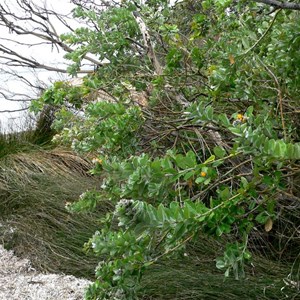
(0, 127), (36, 159)
(0, 105), (57, 158)
(140, 240), (299, 299)
(0, 149), (110, 278)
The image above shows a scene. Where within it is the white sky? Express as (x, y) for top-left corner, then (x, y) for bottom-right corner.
(0, 0), (78, 132)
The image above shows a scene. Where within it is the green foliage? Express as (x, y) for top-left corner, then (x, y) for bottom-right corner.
(31, 0), (300, 298)
(216, 241), (252, 279)
(55, 101), (142, 156)
(31, 80), (91, 109)
(187, 102), (300, 159)
(88, 150), (224, 204)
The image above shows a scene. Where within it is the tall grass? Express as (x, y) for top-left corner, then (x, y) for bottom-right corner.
(0, 149), (111, 278)
(0, 105), (56, 158)
(140, 243), (299, 299)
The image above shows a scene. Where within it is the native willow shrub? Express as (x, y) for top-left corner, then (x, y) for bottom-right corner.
(31, 0), (300, 299)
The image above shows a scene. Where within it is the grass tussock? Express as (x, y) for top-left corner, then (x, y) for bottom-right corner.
(0, 105), (56, 159)
(0, 149), (110, 278)
(141, 245), (299, 299)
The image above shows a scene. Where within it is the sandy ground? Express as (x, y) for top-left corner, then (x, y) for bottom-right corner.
(0, 245), (91, 300)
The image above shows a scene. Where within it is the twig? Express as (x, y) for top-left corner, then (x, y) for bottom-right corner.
(256, 57), (287, 140)
(0, 107), (29, 113)
(243, 8), (281, 55)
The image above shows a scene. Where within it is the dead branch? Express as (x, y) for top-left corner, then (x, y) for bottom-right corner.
(0, 0), (103, 74)
(253, 0), (300, 10)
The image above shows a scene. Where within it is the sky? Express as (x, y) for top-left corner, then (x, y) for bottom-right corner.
(0, 0), (78, 132)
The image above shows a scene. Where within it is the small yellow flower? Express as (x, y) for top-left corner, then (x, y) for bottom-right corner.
(200, 171), (207, 177)
(236, 113), (247, 123)
(237, 113), (244, 121)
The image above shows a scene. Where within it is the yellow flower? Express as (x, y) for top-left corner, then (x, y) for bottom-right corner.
(236, 113), (247, 123)
(200, 171), (207, 177)
(237, 113), (244, 121)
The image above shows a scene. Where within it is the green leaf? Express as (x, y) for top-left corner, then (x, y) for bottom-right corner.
(267, 139), (276, 155)
(183, 205), (191, 219)
(203, 178), (211, 185)
(218, 113), (231, 127)
(240, 177), (248, 189)
(204, 155), (215, 164)
(243, 251), (252, 260)
(205, 106), (214, 120)
(186, 151), (197, 167)
(293, 144), (300, 159)
(173, 223), (187, 240)
(245, 106), (254, 117)
(218, 187), (230, 200)
(224, 268), (230, 277)
(195, 176), (206, 184)
(286, 143), (295, 159)
(212, 160), (224, 167)
(157, 204), (167, 225)
(229, 126), (243, 136)
(175, 151), (197, 169)
(255, 212), (269, 224)
(184, 171), (195, 180)
(185, 201), (198, 216)
(216, 226), (223, 236)
(213, 146), (226, 158)
(169, 202), (181, 221)
(273, 140), (282, 157)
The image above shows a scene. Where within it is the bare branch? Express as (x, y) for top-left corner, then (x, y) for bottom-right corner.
(0, 94), (31, 102)
(0, 0), (103, 76)
(0, 1), (89, 120)
(253, 0), (300, 10)
(0, 107), (29, 113)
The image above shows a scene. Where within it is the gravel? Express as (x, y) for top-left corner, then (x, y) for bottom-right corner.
(0, 245), (91, 300)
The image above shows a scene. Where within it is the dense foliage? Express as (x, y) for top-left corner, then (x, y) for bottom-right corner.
(32, 0), (300, 299)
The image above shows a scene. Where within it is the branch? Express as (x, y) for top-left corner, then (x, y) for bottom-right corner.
(132, 11), (163, 75)
(243, 8), (281, 55)
(0, 1), (103, 75)
(0, 107), (29, 113)
(253, 0), (300, 10)
(0, 91), (32, 102)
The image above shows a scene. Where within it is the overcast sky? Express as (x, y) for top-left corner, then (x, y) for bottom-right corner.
(0, 0), (78, 132)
